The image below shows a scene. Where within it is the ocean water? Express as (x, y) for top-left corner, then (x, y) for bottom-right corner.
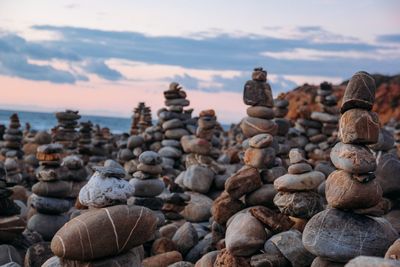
(0, 109), (132, 134)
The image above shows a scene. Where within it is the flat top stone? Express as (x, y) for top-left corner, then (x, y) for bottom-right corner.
(139, 151), (162, 165)
(37, 144), (64, 154)
(92, 166), (126, 178)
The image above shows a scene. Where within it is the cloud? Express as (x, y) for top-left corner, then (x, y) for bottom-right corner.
(83, 59), (123, 80)
(0, 25), (399, 88)
(377, 34), (400, 43)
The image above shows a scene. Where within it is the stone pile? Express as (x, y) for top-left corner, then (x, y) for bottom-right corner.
(303, 71), (399, 264)
(208, 67), (287, 264)
(45, 165), (157, 266)
(60, 155), (89, 201)
(131, 102), (153, 135)
(89, 125), (109, 164)
(1, 113), (23, 159)
(52, 110), (80, 152)
(158, 82), (192, 174)
(273, 148), (324, 226)
(0, 178), (25, 245)
(4, 158), (23, 186)
(28, 144), (69, 241)
(129, 151), (165, 226)
(273, 98), (291, 164)
(77, 121), (93, 161)
(308, 81), (340, 161)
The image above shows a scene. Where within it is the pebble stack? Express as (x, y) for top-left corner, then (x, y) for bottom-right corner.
(0, 178), (25, 244)
(45, 165), (157, 266)
(52, 110), (81, 152)
(59, 155), (89, 200)
(4, 158), (23, 185)
(273, 148), (324, 224)
(128, 151), (166, 226)
(303, 71), (399, 264)
(89, 125), (109, 164)
(77, 121), (93, 162)
(210, 68), (283, 264)
(309, 82), (340, 161)
(131, 102), (153, 135)
(1, 113), (24, 159)
(158, 82), (191, 174)
(28, 144), (69, 241)
(273, 98), (291, 164)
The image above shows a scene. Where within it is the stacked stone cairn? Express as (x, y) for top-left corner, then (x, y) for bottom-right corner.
(309, 81), (340, 162)
(0, 177), (25, 246)
(142, 124), (164, 152)
(59, 155), (89, 202)
(52, 110), (80, 152)
(273, 98), (291, 165)
(89, 125), (108, 164)
(158, 82), (191, 175)
(209, 67), (297, 265)
(1, 113), (24, 159)
(302, 71), (399, 265)
(130, 102), (153, 135)
(128, 150), (166, 227)
(77, 121), (93, 162)
(44, 164), (157, 266)
(122, 135), (145, 176)
(273, 148), (325, 231)
(28, 144), (69, 241)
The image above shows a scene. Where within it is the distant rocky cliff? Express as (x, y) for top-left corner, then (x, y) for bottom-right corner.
(280, 74), (400, 124)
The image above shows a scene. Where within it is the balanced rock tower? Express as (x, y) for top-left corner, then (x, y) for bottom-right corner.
(1, 113), (24, 159)
(302, 71), (399, 264)
(52, 110), (81, 152)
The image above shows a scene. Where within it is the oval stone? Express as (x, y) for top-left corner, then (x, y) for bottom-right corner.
(339, 109), (379, 144)
(51, 205), (157, 261)
(225, 213), (267, 257)
(330, 142), (376, 173)
(341, 71), (376, 114)
(274, 191), (323, 219)
(240, 117), (278, 138)
(302, 209), (398, 262)
(325, 170), (382, 210)
(274, 171), (325, 192)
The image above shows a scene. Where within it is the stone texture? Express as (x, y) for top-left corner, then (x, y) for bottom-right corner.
(51, 205), (157, 261)
(225, 213), (267, 257)
(330, 142), (376, 173)
(302, 208), (398, 262)
(339, 109), (380, 144)
(341, 71), (376, 113)
(240, 117), (278, 138)
(325, 170), (382, 210)
(274, 191), (323, 219)
(225, 166), (262, 199)
(274, 171), (325, 192)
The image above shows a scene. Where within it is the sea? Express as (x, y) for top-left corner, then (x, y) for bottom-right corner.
(0, 109), (231, 134)
(0, 109), (132, 134)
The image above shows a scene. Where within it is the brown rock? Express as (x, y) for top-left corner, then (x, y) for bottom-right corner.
(244, 184), (277, 208)
(51, 205), (157, 261)
(341, 71), (376, 113)
(353, 198), (391, 217)
(244, 147), (275, 170)
(151, 237), (177, 255)
(385, 239), (400, 260)
(325, 170), (382, 210)
(246, 106), (275, 120)
(240, 117), (278, 138)
(225, 165), (262, 199)
(273, 191), (323, 219)
(225, 213), (266, 256)
(243, 79), (273, 107)
(214, 249), (250, 267)
(339, 109), (380, 144)
(212, 191), (244, 225)
(249, 206), (294, 233)
(194, 250), (219, 267)
(142, 251), (182, 267)
(248, 133), (274, 148)
(274, 171), (325, 192)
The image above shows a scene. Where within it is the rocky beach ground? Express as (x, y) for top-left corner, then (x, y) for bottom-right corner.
(1, 69), (400, 267)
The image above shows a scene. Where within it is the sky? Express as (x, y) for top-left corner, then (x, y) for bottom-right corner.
(0, 0), (399, 123)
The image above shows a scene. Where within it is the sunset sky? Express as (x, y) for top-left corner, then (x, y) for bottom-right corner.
(0, 0), (399, 123)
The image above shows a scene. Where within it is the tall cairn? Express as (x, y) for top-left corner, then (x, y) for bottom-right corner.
(302, 71), (399, 264)
(130, 102), (152, 135)
(1, 113), (24, 159)
(211, 67), (281, 263)
(52, 110), (81, 152)
(158, 82), (191, 175)
(28, 144), (69, 241)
